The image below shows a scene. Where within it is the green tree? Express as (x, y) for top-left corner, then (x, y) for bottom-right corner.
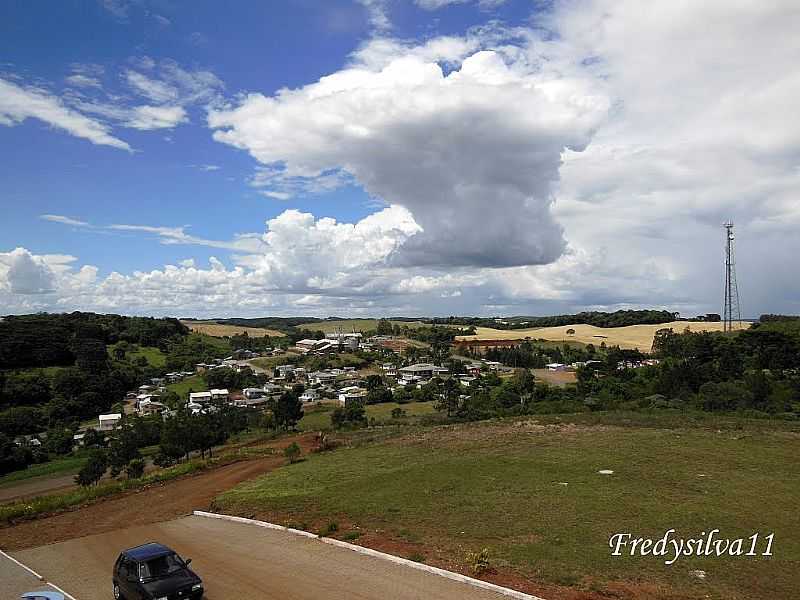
(75, 449), (108, 486)
(272, 392), (304, 430)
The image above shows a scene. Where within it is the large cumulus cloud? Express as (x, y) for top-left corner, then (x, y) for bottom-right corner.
(208, 46), (608, 268)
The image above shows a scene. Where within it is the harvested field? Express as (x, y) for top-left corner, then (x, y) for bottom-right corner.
(456, 321), (749, 351)
(532, 368), (577, 387)
(182, 320), (286, 337)
(297, 319), (436, 333)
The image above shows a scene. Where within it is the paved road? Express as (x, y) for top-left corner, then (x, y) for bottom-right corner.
(12, 515), (512, 600)
(1, 551), (65, 599)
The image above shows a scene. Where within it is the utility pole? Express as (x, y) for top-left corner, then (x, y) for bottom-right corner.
(723, 222), (742, 332)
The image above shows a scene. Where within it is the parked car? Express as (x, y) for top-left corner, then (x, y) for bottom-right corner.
(20, 593), (64, 600)
(112, 542), (203, 600)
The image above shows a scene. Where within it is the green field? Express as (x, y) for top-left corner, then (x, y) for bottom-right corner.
(108, 342), (167, 367)
(299, 401), (437, 431)
(217, 414), (799, 600)
(166, 374), (206, 398)
(0, 455), (88, 487)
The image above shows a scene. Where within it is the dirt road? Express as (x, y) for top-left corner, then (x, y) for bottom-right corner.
(0, 433), (316, 552)
(12, 515), (516, 600)
(0, 473), (77, 504)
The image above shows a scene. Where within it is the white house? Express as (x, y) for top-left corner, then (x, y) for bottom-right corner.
(98, 413), (122, 432)
(299, 389), (319, 402)
(210, 388), (230, 402)
(338, 386), (367, 406)
(546, 363), (567, 371)
(399, 363), (437, 381)
(381, 364), (398, 377)
(189, 391), (212, 404)
(309, 371), (337, 385)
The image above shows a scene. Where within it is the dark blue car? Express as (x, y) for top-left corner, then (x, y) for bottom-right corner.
(112, 543), (203, 600)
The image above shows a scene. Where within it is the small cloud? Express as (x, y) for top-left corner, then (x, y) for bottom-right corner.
(179, 258), (196, 268)
(99, 0), (131, 21)
(188, 32), (208, 46)
(154, 14), (171, 27)
(200, 164), (220, 171)
(260, 191), (292, 201)
(40, 214), (90, 227)
(65, 74), (103, 89)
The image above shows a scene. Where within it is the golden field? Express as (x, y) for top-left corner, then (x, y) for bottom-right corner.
(456, 321), (749, 351)
(181, 321), (286, 338)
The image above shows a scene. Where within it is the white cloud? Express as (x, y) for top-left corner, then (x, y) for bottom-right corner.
(126, 105), (187, 130)
(0, 248), (58, 294)
(209, 42), (608, 269)
(40, 214), (90, 227)
(416, 0), (507, 10)
(125, 70), (178, 103)
(356, 0), (391, 32)
(65, 74), (103, 89)
(0, 77), (131, 151)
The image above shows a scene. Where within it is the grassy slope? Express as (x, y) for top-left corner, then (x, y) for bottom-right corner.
(217, 414), (799, 600)
(108, 343), (167, 368)
(0, 455), (87, 487)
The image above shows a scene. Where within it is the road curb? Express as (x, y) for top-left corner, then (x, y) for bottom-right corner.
(0, 548), (79, 600)
(193, 510), (547, 600)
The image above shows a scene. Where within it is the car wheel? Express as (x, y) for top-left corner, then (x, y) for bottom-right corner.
(113, 583), (124, 599)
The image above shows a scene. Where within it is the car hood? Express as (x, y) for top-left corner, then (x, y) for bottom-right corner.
(142, 569), (201, 596)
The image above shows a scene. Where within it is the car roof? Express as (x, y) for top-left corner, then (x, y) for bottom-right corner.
(123, 542), (175, 561)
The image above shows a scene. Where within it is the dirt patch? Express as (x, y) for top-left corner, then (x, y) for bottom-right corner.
(533, 368), (578, 387)
(182, 320), (286, 337)
(0, 433), (316, 551)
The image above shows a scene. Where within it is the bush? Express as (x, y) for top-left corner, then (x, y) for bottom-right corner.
(466, 547), (491, 574)
(283, 442), (302, 464)
(126, 458), (145, 479)
(75, 449), (108, 487)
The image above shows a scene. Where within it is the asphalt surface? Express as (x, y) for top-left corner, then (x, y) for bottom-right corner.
(1, 551), (65, 599)
(11, 515), (512, 600)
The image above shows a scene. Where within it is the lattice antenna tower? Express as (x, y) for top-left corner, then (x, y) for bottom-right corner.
(723, 221), (742, 332)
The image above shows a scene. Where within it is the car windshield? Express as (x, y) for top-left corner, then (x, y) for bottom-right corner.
(139, 553), (185, 580)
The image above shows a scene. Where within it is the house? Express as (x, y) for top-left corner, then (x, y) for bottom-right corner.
(381, 363), (398, 377)
(399, 363), (438, 381)
(139, 400), (167, 416)
(243, 387), (267, 400)
(299, 389), (319, 402)
(98, 413), (122, 432)
(234, 396), (270, 409)
(546, 363), (567, 371)
(296, 339), (328, 352)
(325, 332), (362, 350)
(276, 364), (296, 376)
(459, 376), (478, 387)
(72, 432), (86, 447)
(338, 386), (367, 406)
(189, 391), (213, 404)
(466, 364), (483, 376)
(211, 388), (230, 402)
(309, 371), (337, 385)
(138, 384), (155, 394)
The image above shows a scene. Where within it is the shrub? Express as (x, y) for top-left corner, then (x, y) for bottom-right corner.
(283, 442), (302, 464)
(126, 458), (145, 479)
(466, 547), (491, 574)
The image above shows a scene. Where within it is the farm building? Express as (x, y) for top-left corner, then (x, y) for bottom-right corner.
(98, 413), (122, 431)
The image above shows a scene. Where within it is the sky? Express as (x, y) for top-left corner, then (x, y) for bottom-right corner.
(1, 0), (798, 319)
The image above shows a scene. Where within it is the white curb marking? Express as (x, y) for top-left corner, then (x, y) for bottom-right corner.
(0, 548), (79, 600)
(193, 510), (546, 600)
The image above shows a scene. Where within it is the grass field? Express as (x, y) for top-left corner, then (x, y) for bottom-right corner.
(182, 320), (286, 337)
(217, 413), (798, 600)
(299, 401), (438, 431)
(0, 455), (87, 488)
(108, 342), (166, 367)
(457, 321), (750, 351)
(167, 374), (206, 398)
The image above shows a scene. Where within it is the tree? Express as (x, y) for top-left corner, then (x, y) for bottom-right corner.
(331, 403), (367, 429)
(126, 458), (145, 479)
(366, 386), (393, 405)
(376, 318), (393, 336)
(435, 378), (461, 417)
(272, 392), (304, 430)
(283, 442), (302, 464)
(82, 427), (106, 448)
(75, 449), (108, 486)
(0, 433), (33, 475)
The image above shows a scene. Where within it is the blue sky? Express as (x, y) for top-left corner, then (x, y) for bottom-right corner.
(1, 1), (798, 318)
